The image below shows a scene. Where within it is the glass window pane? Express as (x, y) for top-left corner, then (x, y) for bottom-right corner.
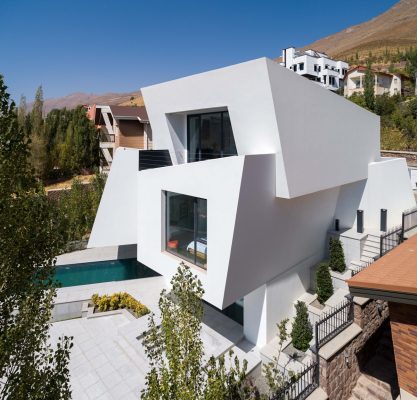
(188, 116), (200, 162)
(222, 112), (237, 157)
(166, 192), (195, 264)
(165, 192), (207, 270)
(195, 198), (207, 269)
(200, 113), (222, 160)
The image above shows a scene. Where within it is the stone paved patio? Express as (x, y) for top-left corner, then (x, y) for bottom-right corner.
(50, 276), (259, 400)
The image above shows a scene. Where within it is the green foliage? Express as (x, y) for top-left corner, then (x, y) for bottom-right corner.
(55, 172), (106, 246)
(329, 237), (346, 272)
(364, 60), (375, 111)
(263, 319), (292, 396)
(0, 74), (72, 399)
(316, 262), (334, 304)
(291, 302), (313, 352)
(141, 263), (256, 400)
(91, 292), (150, 317)
(18, 88), (99, 181)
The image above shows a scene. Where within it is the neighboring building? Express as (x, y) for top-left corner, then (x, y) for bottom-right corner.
(87, 105), (152, 170)
(280, 47), (348, 91)
(348, 234), (417, 400)
(88, 57), (414, 347)
(344, 65), (404, 97)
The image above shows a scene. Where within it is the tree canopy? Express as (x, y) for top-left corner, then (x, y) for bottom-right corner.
(0, 74), (72, 399)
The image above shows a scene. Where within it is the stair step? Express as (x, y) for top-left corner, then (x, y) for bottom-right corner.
(357, 376), (392, 400)
(360, 255), (375, 263)
(363, 242), (380, 250)
(362, 249), (379, 258)
(350, 260), (366, 268)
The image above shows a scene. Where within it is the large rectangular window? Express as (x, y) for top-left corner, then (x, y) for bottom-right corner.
(187, 111), (237, 163)
(165, 192), (207, 269)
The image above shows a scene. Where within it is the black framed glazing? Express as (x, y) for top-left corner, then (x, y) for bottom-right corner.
(186, 110), (237, 163)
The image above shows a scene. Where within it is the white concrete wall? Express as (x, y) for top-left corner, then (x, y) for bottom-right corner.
(265, 59), (380, 198)
(358, 157), (416, 229)
(88, 147), (139, 248)
(142, 57), (380, 199)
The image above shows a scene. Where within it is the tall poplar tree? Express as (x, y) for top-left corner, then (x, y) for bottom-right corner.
(364, 60), (375, 111)
(0, 75), (72, 399)
(30, 85), (47, 179)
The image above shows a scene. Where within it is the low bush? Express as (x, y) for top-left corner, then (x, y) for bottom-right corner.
(291, 301), (313, 352)
(329, 237), (346, 272)
(316, 262), (334, 304)
(91, 292), (150, 317)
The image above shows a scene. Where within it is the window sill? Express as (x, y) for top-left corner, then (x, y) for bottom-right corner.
(161, 250), (207, 274)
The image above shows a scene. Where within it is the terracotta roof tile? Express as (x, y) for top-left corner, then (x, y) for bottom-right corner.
(348, 234), (417, 295)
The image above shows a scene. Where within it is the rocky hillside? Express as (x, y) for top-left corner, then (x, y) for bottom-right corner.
(303, 0), (417, 62)
(36, 90), (144, 114)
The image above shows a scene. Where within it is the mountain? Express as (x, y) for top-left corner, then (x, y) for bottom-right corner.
(302, 0), (417, 62)
(34, 90), (144, 114)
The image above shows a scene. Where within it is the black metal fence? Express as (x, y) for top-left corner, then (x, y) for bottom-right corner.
(379, 225), (403, 257)
(270, 361), (318, 400)
(138, 150), (172, 171)
(315, 298), (353, 350)
(351, 255), (379, 277)
(402, 207), (417, 235)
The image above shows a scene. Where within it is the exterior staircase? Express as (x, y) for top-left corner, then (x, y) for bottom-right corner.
(349, 233), (380, 273)
(348, 323), (399, 400)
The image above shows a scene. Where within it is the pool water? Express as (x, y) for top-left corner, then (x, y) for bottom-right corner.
(55, 258), (159, 288)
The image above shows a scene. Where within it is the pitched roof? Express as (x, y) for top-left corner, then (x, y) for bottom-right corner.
(109, 105), (149, 122)
(348, 233), (417, 297)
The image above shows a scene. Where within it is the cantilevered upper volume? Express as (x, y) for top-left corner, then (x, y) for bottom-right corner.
(89, 57), (414, 346)
(141, 57), (380, 199)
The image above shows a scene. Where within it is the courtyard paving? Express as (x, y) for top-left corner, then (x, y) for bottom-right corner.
(50, 277), (259, 400)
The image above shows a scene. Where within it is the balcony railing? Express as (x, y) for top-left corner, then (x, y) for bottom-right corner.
(138, 150), (172, 171)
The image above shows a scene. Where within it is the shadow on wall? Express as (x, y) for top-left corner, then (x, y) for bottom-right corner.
(334, 180), (367, 229)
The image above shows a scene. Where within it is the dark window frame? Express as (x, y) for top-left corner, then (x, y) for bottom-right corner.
(186, 111), (236, 163)
(164, 191), (208, 269)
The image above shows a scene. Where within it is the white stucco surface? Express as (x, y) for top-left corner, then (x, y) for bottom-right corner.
(88, 148), (138, 248)
(88, 57), (416, 346)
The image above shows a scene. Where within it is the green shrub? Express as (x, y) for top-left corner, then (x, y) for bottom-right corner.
(91, 292), (150, 317)
(329, 237), (346, 272)
(291, 301), (313, 352)
(316, 262), (334, 304)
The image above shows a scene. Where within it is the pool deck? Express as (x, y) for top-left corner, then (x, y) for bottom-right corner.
(56, 245), (137, 266)
(51, 277), (261, 400)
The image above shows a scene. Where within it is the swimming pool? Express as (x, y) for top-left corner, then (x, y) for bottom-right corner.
(55, 258), (159, 287)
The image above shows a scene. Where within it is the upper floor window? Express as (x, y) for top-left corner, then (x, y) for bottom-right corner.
(314, 64), (318, 72)
(299, 63), (304, 71)
(293, 64), (298, 72)
(187, 111), (237, 163)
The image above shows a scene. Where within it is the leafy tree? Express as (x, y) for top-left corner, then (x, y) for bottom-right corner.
(364, 60), (375, 111)
(141, 263), (256, 400)
(0, 74), (72, 399)
(316, 262), (333, 304)
(30, 85), (47, 178)
(291, 302), (313, 352)
(329, 237), (346, 272)
(263, 319), (292, 396)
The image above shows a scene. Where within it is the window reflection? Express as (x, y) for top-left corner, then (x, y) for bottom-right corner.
(166, 192), (207, 269)
(187, 111), (237, 163)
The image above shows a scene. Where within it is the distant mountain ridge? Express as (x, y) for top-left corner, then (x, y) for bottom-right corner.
(31, 90), (144, 114)
(302, 0), (417, 61)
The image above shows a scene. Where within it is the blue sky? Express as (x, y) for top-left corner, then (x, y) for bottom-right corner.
(0, 0), (398, 102)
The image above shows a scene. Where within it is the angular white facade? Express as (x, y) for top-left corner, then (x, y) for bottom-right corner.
(89, 58), (415, 347)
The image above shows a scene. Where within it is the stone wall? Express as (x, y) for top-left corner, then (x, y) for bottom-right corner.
(318, 299), (389, 400)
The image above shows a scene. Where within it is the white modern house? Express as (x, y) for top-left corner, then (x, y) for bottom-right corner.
(281, 47), (348, 91)
(88, 57), (415, 347)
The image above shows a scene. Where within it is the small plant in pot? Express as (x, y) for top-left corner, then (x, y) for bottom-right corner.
(316, 262), (334, 304)
(329, 237), (346, 272)
(291, 301), (313, 353)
